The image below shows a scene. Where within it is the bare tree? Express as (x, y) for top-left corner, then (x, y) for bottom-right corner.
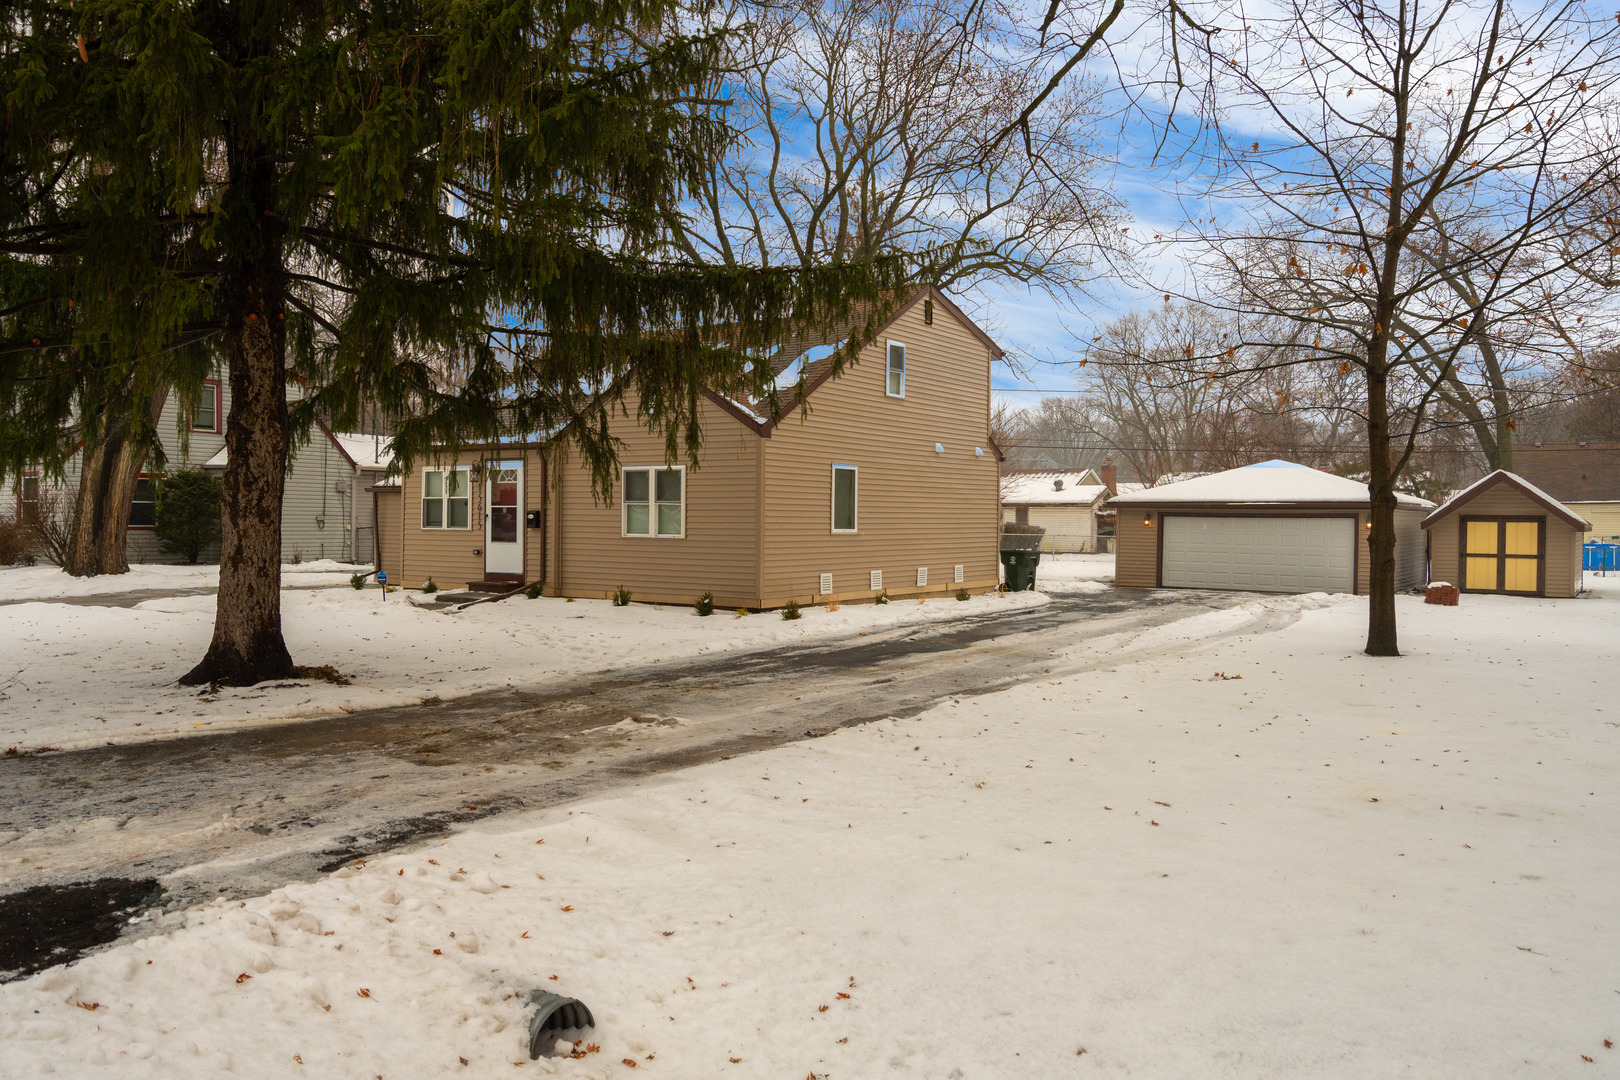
(1165, 0), (1620, 654)
(673, 0), (1125, 302)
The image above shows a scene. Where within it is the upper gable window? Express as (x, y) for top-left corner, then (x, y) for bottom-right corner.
(886, 341), (906, 398)
(193, 380), (221, 433)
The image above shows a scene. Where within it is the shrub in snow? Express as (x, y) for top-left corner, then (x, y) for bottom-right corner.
(525, 581), (543, 599)
(153, 469), (221, 564)
(349, 573), (366, 590)
(422, 577), (438, 594)
(695, 591), (715, 616)
(0, 514), (38, 566)
(734, 607), (748, 617)
(612, 585), (632, 606)
(956, 588), (970, 601)
(874, 591), (889, 605)
(782, 599), (802, 620)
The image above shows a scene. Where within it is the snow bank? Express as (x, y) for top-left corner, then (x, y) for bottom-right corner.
(0, 587), (1047, 753)
(0, 561), (371, 600)
(3, 582), (1617, 1077)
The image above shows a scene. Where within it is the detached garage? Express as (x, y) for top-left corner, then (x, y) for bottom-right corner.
(1110, 460), (1434, 595)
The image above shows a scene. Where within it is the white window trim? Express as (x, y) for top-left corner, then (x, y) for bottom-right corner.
(831, 464), (858, 534)
(621, 465), (686, 539)
(421, 466), (472, 530)
(885, 340), (906, 398)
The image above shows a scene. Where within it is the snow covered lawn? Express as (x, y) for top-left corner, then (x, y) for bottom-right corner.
(0, 561), (371, 601)
(4, 582), (1616, 1077)
(1027, 551), (1114, 593)
(0, 585), (1048, 753)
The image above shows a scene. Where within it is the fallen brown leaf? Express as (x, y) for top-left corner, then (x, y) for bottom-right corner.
(357, 989), (371, 998)
(236, 973), (252, 984)
(75, 1001), (100, 1011)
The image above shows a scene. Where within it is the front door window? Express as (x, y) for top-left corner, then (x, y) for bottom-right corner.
(491, 468), (519, 543)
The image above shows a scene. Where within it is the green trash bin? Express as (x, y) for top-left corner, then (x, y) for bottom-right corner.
(1001, 549), (1042, 591)
(999, 525), (1045, 591)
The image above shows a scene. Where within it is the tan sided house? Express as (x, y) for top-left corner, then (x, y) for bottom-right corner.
(374, 287), (1004, 607)
(1421, 470), (1589, 598)
(1109, 460), (1433, 594)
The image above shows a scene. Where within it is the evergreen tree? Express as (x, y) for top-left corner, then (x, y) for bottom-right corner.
(1, 0), (905, 685)
(154, 469), (222, 565)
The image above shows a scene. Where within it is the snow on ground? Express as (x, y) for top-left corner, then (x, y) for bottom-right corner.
(0, 561), (371, 601)
(1027, 552), (1114, 594)
(4, 582), (1616, 1078)
(0, 585), (1048, 753)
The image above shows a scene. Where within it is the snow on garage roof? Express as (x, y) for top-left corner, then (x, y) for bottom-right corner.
(1001, 471), (1107, 506)
(1108, 459), (1434, 508)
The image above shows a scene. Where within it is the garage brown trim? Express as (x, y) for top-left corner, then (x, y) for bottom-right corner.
(1458, 515), (1546, 596)
(1156, 511), (1362, 595)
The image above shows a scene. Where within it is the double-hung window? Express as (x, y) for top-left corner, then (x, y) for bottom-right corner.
(623, 467), (684, 537)
(886, 341), (906, 397)
(193, 380), (221, 433)
(130, 475), (156, 528)
(831, 464), (858, 533)
(421, 467), (470, 529)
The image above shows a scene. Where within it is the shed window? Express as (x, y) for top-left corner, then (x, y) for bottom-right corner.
(832, 465), (858, 532)
(886, 342), (906, 398)
(623, 467), (684, 537)
(422, 467), (470, 529)
(130, 475), (156, 528)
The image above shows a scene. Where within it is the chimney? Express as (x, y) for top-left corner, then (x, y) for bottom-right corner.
(1100, 460), (1117, 496)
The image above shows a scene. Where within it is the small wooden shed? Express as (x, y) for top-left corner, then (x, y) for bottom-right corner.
(1422, 471), (1590, 598)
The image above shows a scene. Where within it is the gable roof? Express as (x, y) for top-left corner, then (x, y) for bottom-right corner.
(1420, 470), (1592, 531)
(1109, 459), (1434, 508)
(1001, 471), (1107, 506)
(703, 285), (1003, 437)
(1510, 442), (1620, 502)
(203, 422), (394, 472)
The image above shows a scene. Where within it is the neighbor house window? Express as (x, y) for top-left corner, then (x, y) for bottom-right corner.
(130, 474), (156, 528)
(193, 379), (221, 433)
(886, 342), (906, 397)
(623, 467), (684, 537)
(421, 467), (470, 529)
(831, 464), (858, 532)
(19, 472), (40, 525)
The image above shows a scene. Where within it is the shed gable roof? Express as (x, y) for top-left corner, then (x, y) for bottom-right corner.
(1420, 470), (1592, 531)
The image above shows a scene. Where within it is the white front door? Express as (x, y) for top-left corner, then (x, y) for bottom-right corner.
(1161, 515), (1355, 594)
(484, 461), (524, 576)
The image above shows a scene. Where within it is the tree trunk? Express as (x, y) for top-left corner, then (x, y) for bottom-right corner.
(64, 387), (167, 576)
(180, 148), (294, 686)
(1364, 358), (1400, 657)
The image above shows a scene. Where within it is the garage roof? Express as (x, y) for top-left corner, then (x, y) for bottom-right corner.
(1108, 459), (1434, 508)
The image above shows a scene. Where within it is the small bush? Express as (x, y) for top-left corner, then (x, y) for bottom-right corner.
(421, 577), (438, 594)
(734, 607), (748, 618)
(350, 573), (366, 590)
(0, 515), (36, 566)
(956, 588), (970, 601)
(826, 600), (840, 612)
(694, 591), (714, 616)
(290, 552), (303, 565)
(781, 598), (801, 620)
(874, 591), (889, 605)
(525, 581), (543, 599)
(611, 585), (632, 607)
(153, 469), (222, 565)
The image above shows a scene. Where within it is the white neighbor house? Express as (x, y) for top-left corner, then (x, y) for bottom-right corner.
(4, 368), (391, 565)
(1000, 468), (1112, 553)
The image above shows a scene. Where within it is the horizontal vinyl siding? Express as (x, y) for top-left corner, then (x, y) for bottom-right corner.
(1018, 505), (1098, 553)
(550, 397), (759, 607)
(1395, 507), (1427, 591)
(375, 489), (402, 577)
(760, 300), (998, 604)
(397, 447), (547, 590)
(281, 432), (354, 564)
(1569, 502), (1620, 541)
(1114, 510), (1157, 587)
(1429, 517), (1460, 587)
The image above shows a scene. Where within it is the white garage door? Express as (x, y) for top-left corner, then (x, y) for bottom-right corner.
(1161, 515), (1356, 594)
